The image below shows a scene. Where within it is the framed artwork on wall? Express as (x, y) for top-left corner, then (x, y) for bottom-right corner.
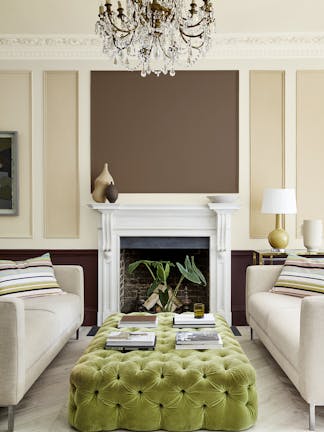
(0, 131), (18, 215)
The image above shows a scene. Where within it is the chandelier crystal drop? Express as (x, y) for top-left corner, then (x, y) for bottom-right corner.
(95, 0), (215, 77)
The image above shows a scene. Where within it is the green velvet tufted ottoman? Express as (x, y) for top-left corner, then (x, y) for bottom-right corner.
(69, 313), (257, 432)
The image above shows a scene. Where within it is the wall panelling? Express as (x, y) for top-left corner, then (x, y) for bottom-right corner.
(44, 71), (80, 239)
(296, 71), (324, 236)
(250, 71), (285, 239)
(0, 72), (32, 238)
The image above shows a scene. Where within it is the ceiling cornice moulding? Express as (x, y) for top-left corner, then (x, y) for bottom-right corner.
(1, 32), (324, 59)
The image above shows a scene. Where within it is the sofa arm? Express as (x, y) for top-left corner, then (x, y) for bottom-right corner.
(246, 265), (283, 324)
(299, 296), (324, 404)
(0, 298), (25, 406)
(53, 265), (84, 324)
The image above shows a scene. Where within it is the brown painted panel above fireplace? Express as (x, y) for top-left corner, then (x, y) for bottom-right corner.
(91, 71), (239, 193)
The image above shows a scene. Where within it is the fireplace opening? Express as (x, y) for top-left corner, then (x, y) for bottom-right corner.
(120, 237), (209, 314)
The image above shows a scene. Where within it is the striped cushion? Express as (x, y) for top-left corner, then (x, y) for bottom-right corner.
(0, 253), (61, 297)
(271, 255), (324, 297)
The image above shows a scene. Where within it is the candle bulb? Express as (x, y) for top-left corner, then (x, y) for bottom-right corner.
(118, 1), (122, 8)
(99, 4), (104, 14)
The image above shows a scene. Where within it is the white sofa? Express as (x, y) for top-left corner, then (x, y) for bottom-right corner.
(246, 265), (324, 431)
(0, 265), (84, 432)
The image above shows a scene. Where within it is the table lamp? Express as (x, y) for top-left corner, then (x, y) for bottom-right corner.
(261, 188), (297, 251)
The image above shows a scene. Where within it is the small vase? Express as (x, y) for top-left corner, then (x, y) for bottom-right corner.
(302, 219), (323, 252)
(92, 163), (114, 203)
(106, 182), (118, 203)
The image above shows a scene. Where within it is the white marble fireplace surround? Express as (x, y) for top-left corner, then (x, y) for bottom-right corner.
(89, 203), (239, 326)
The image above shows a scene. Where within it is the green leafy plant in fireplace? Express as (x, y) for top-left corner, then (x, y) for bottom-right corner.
(128, 255), (207, 312)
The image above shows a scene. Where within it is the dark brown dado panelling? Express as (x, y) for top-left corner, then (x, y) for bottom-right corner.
(231, 250), (254, 325)
(0, 249), (252, 326)
(91, 71), (239, 193)
(0, 250), (98, 326)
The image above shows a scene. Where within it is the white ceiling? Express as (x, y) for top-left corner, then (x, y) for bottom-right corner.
(1, 0), (324, 34)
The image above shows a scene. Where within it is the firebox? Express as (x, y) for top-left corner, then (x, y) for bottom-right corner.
(119, 237), (209, 313)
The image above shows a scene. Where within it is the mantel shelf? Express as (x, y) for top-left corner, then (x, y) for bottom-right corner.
(88, 202), (240, 213)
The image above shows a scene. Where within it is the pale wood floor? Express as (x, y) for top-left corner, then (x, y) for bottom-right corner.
(0, 326), (323, 432)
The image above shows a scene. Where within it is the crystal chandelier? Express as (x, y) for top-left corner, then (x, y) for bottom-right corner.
(95, 0), (215, 77)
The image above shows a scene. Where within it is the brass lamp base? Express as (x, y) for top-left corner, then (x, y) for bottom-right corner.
(268, 228), (289, 250)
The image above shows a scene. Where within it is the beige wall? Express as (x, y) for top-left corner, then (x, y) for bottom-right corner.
(0, 48), (324, 249)
(0, 60), (323, 251)
(296, 71), (324, 237)
(1, 0), (324, 33)
(250, 71), (285, 238)
(44, 71), (79, 238)
(0, 72), (32, 238)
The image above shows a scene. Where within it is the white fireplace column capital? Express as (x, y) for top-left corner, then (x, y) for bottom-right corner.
(208, 202), (240, 216)
(208, 203), (239, 251)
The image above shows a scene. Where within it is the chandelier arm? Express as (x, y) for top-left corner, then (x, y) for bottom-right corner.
(111, 30), (136, 50)
(180, 30), (205, 39)
(181, 16), (212, 29)
(180, 30), (205, 50)
(106, 13), (138, 34)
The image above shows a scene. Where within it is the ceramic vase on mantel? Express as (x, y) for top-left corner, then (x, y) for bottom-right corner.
(302, 219), (323, 252)
(106, 182), (118, 203)
(92, 163), (114, 203)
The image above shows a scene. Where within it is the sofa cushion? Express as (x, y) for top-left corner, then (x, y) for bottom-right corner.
(25, 309), (58, 370)
(23, 293), (81, 335)
(271, 255), (324, 297)
(267, 308), (300, 370)
(24, 293), (81, 370)
(248, 292), (302, 333)
(0, 253), (61, 297)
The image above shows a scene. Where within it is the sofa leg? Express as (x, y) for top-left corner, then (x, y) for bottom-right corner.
(309, 403), (315, 431)
(8, 405), (15, 432)
(76, 328), (79, 340)
(250, 327), (253, 340)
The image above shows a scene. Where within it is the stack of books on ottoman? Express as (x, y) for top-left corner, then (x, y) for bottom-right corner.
(118, 315), (158, 328)
(175, 331), (223, 350)
(173, 313), (215, 328)
(105, 331), (156, 351)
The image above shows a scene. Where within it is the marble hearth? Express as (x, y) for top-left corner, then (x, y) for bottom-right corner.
(89, 203), (239, 325)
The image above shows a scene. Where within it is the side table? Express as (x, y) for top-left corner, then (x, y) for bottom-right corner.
(253, 249), (324, 265)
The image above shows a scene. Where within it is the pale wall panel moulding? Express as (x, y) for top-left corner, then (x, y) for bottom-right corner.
(250, 70), (285, 239)
(0, 71), (32, 238)
(2, 33), (324, 59)
(296, 71), (324, 238)
(44, 71), (80, 239)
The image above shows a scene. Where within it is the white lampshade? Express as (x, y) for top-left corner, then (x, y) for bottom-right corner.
(261, 188), (297, 214)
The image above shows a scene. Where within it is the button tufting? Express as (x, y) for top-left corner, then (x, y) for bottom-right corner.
(70, 313), (257, 431)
